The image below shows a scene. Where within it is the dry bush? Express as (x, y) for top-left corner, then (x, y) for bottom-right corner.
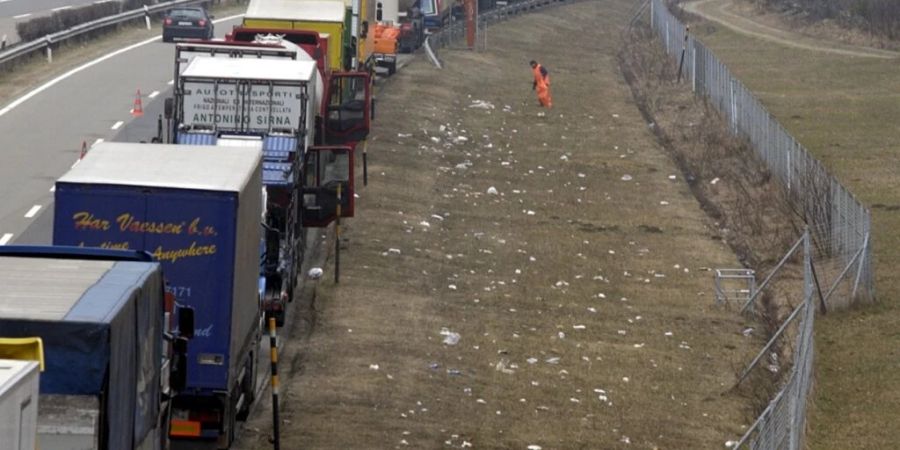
(735, 0), (900, 40)
(16, 2), (122, 42)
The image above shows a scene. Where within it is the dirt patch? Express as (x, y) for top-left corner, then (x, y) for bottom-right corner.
(234, 1), (769, 448)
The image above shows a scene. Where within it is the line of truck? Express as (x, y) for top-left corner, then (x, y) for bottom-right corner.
(0, 0), (523, 446)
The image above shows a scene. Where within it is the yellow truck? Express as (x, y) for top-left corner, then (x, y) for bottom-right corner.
(244, 0), (376, 72)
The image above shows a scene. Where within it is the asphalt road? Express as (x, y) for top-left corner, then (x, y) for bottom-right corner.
(0, 16), (242, 246)
(0, 0), (114, 44)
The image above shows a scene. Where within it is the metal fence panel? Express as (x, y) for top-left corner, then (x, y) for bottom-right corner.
(648, 0), (873, 448)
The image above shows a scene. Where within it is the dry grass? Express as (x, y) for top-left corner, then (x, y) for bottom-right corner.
(676, 7), (900, 450)
(234, 1), (768, 448)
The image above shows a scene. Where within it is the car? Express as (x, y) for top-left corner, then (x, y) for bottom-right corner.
(162, 7), (214, 42)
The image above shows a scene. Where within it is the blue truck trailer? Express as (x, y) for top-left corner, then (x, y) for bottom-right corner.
(0, 246), (193, 450)
(52, 142), (263, 447)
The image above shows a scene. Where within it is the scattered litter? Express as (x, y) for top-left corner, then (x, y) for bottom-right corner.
(620, 436), (631, 444)
(710, 177), (720, 185)
(388, 248), (402, 255)
(557, 331), (566, 340)
(622, 377), (630, 383)
(476, 398), (486, 404)
(725, 440), (738, 448)
(668, 174), (677, 180)
(419, 221), (431, 228)
(487, 186), (499, 195)
(527, 446), (542, 450)
(560, 155), (568, 161)
(612, 113), (620, 118)
(397, 133), (412, 138)
(462, 442), (473, 448)
(448, 284), (457, 291)
(569, 398), (581, 404)
(440, 328), (461, 345)
(633, 343), (645, 348)
(618, 330), (627, 335)
(527, 357), (538, 364)
(447, 369), (462, 376)
(743, 328), (754, 337)
(620, 174), (633, 181)
(664, 331), (674, 337)
(545, 357), (561, 365)
(369, 364), (380, 370)
(573, 325), (586, 330)
(431, 214), (445, 221)
(307, 267), (324, 279)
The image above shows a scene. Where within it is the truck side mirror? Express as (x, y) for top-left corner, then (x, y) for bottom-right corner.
(177, 306), (195, 339)
(169, 337), (189, 392)
(164, 97), (174, 120)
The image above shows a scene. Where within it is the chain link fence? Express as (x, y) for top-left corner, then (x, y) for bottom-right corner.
(647, 0), (874, 447)
(649, 0), (872, 302)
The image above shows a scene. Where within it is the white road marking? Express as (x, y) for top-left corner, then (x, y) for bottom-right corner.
(12, 13), (31, 19)
(51, 5), (71, 11)
(148, 90), (160, 98)
(49, 185), (56, 192)
(24, 205), (41, 218)
(111, 120), (124, 130)
(0, 233), (13, 246)
(0, 14), (244, 119)
(92, 138), (104, 146)
(71, 159), (80, 168)
(0, 0), (14, 4)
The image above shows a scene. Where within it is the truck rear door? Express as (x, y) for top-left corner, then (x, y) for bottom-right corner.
(323, 72), (371, 146)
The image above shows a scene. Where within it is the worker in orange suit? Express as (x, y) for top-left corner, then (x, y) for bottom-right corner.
(530, 60), (552, 109)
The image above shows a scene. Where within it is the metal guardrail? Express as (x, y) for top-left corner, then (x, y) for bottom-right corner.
(0, 0), (210, 66)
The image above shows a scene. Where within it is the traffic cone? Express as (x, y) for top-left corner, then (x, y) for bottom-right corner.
(80, 141), (87, 159)
(131, 89), (143, 117)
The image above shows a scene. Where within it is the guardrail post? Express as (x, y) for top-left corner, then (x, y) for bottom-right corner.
(1, 35), (6, 50)
(45, 37), (52, 63)
(144, 5), (151, 30)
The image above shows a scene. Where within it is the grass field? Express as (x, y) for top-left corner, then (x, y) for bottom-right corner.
(233, 0), (770, 448)
(685, 6), (900, 448)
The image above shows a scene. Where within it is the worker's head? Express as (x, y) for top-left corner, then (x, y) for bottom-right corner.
(529, 60), (537, 68)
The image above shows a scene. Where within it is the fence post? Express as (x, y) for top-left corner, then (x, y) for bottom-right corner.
(144, 5), (151, 30)
(851, 231), (869, 300)
(691, 39), (697, 93)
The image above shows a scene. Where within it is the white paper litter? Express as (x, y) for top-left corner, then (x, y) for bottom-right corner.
(388, 248), (402, 254)
(621, 174), (633, 181)
(711, 177), (720, 185)
(545, 357), (560, 365)
(440, 328), (461, 345)
(307, 267), (324, 279)
(369, 364), (380, 370)
(487, 186), (499, 195)
(469, 100), (495, 109)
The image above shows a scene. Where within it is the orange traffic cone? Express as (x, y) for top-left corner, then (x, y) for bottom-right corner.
(131, 89), (143, 117)
(80, 141), (87, 159)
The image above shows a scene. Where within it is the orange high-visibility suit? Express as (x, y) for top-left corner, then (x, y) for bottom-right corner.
(532, 63), (552, 108)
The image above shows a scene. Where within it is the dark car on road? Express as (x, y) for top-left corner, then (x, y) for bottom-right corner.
(162, 7), (214, 42)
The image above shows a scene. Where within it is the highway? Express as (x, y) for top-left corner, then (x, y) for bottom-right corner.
(0, 0), (117, 44)
(0, 15), (244, 246)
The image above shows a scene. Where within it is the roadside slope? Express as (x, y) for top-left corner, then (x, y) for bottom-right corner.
(681, 4), (900, 448)
(239, 1), (760, 448)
